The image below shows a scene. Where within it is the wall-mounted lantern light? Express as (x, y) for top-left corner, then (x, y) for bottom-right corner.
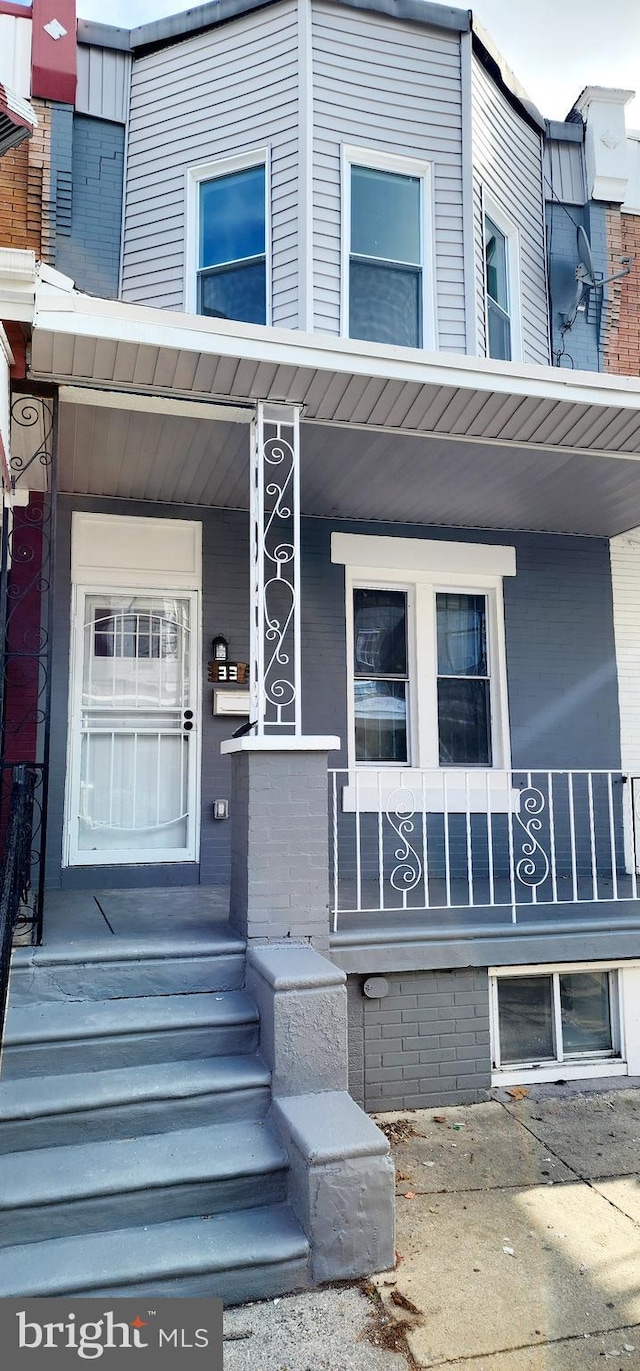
(212, 634), (228, 663)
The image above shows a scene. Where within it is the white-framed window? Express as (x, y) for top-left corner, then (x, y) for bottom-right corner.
(185, 148), (270, 324)
(341, 146), (436, 351)
(483, 195), (522, 362)
(332, 533), (515, 777)
(489, 962), (628, 1087)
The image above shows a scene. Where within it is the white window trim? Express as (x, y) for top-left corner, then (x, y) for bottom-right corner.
(333, 534), (514, 809)
(340, 144), (437, 351)
(489, 962), (627, 1086)
(483, 193), (523, 364)
(184, 147), (272, 321)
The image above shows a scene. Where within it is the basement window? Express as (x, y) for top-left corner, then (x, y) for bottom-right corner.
(490, 968), (622, 1080)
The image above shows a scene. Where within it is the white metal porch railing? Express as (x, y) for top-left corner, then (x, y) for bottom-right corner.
(328, 769), (637, 930)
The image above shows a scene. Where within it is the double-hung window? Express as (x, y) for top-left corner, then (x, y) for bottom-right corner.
(188, 153), (268, 324)
(343, 149), (435, 350)
(483, 201), (521, 362)
(333, 533), (515, 779)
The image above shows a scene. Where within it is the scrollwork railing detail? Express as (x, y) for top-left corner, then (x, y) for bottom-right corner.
(514, 785), (550, 888)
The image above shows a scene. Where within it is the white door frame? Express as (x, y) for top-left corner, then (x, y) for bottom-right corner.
(64, 583), (202, 867)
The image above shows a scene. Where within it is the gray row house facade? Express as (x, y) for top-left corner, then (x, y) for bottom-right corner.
(2, 0), (640, 1301)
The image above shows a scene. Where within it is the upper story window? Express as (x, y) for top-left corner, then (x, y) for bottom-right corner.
(343, 148), (435, 351)
(483, 200), (522, 362)
(186, 151), (269, 324)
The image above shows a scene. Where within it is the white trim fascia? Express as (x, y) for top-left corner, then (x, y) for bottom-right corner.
(460, 29), (477, 357)
(483, 193), (524, 364)
(297, 0), (314, 331)
(0, 325), (15, 368)
(489, 959), (640, 976)
(331, 532), (516, 577)
(340, 144), (437, 351)
(184, 147), (271, 321)
(31, 285), (640, 416)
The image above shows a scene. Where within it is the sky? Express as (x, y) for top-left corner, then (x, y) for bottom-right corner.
(74, 0), (640, 125)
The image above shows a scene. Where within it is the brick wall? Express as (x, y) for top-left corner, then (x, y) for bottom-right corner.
(0, 98), (52, 257)
(604, 210), (640, 377)
(347, 969), (492, 1112)
(54, 115), (124, 297)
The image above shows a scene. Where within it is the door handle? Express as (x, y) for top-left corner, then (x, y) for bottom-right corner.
(183, 708), (194, 733)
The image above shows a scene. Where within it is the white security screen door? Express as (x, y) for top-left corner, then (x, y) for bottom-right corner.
(66, 589), (200, 865)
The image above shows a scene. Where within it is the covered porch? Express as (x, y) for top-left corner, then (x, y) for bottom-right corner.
(9, 264), (640, 951)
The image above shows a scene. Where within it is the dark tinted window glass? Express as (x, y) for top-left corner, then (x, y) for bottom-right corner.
(351, 165), (421, 264)
(354, 680), (407, 762)
(199, 166), (265, 269)
(560, 973), (613, 1056)
(437, 594), (487, 677)
(498, 976), (555, 1064)
(199, 260), (266, 326)
(353, 589), (407, 677)
(349, 260), (421, 348)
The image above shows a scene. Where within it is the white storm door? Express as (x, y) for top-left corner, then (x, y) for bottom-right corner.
(66, 589), (200, 865)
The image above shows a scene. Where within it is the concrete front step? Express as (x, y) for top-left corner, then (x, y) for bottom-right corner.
(2, 991), (258, 1077)
(0, 1120), (289, 1248)
(0, 1055), (271, 1152)
(9, 929), (246, 1002)
(0, 1203), (310, 1301)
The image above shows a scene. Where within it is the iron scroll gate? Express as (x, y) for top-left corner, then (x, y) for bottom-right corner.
(0, 389), (58, 952)
(0, 765), (37, 1042)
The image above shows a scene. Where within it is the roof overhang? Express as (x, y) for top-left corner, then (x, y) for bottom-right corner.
(18, 274), (640, 537)
(0, 82), (37, 157)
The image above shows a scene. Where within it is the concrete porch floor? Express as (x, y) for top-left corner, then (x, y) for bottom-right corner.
(223, 1084), (640, 1369)
(29, 887), (232, 959)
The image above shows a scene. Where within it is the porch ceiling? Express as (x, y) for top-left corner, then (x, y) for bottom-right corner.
(28, 290), (640, 536)
(54, 402), (640, 537)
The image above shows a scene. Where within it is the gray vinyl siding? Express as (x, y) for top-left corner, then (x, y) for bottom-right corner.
(120, 0), (299, 325)
(312, 2), (466, 351)
(543, 137), (586, 207)
(77, 44), (131, 125)
(472, 57), (550, 365)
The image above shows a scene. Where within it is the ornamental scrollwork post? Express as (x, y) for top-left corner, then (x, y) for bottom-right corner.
(251, 402), (301, 735)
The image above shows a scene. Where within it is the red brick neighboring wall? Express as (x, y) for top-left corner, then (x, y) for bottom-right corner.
(3, 495), (45, 765)
(604, 208), (640, 377)
(0, 98), (52, 258)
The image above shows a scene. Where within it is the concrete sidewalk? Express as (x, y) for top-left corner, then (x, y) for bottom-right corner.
(224, 1086), (640, 1369)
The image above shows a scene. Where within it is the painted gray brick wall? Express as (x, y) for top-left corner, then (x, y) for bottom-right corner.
(48, 504), (620, 891)
(348, 969), (492, 1111)
(547, 201), (607, 373)
(55, 115), (125, 299)
(301, 519), (621, 772)
(50, 103), (74, 248)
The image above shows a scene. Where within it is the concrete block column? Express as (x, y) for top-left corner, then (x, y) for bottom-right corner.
(248, 943), (395, 1284)
(220, 736), (340, 951)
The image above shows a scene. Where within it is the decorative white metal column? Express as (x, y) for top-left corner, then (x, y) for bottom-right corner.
(250, 401), (302, 736)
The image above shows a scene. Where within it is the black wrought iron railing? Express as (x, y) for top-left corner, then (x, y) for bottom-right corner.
(0, 764), (36, 1046)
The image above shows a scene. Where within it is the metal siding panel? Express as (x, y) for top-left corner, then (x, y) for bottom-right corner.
(122, 2), (299, 326)
(77, 45), (131, 123)
(472, 57), (550, 367)
(312, 2), (466, 352)
(543, 138), (586, 207)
